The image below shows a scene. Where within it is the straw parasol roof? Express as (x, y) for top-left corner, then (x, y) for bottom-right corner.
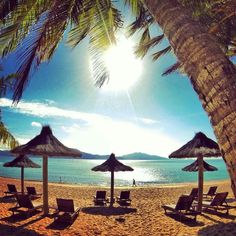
(182, 160), (218, 172)
(92, 153), (133, 207)
(4, 155), (40, 168)
(3, 154), (40, 193)
(169, 132), (221, 211)
(92, 153), (134, 172)
(11, 125), (82, 215)
(169, 132), (221, 158)
(11, 126), (81, 157)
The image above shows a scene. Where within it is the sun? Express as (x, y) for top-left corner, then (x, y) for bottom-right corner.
(102, 37), (143, 91)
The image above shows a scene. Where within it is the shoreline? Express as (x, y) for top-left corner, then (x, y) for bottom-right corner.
(0, 175), (230, 189)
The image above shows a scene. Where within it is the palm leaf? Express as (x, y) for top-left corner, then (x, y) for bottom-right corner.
(0, 0), (18, 21)
(13, 0), (75, 102)
(152, 46), (172, 61)
(0, 0), (51, 57)
(162, 62), (182, 76)
(90, 47), (110, 88)
(0, 121), (19, 149)
(135, 34), (164, 58)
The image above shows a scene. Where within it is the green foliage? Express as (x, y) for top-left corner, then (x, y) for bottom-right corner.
(0, 0), (236, 101)
(0, 0), (123, 102)
(0, 121), (19, 149)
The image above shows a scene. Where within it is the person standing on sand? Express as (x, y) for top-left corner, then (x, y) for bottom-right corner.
(132, 179), (136, 187)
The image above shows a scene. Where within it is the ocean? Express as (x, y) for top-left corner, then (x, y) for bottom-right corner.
(0, 155), (229, 186)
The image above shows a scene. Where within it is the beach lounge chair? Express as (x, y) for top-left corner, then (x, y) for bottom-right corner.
(162, 195), (200, 221)
(189, 188), (198, 199)
(9, 194), (43, 217)
(4, 184), (21, 197)
(53, 198), (80, 224)
(203, 186), (217, 199)
(202, 192), (236, 214)
(93, 191), (108, 206)
(26, 187), (42, 199)
(116, 191), (132, 206)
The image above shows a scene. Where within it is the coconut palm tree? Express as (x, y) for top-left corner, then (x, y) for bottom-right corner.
(0, 0), (236, 196)
(140, 0), (236, 195)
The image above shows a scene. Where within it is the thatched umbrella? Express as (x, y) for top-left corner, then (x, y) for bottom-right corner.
(91, 153), (133, 207)
(3, 154), (41, 194)
(169, 132), (221, 211)
(182, 160), (218, 172)
(11, 126), (81, 214)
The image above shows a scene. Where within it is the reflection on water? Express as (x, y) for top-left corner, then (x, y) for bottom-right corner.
(0, 155), (229, 186)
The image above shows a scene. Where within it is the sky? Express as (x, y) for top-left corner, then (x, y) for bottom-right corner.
(0, 10), (217, 157)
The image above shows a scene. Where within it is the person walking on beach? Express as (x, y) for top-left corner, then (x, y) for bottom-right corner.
(132, 179), (136, 187)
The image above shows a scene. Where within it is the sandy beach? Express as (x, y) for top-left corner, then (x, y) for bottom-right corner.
(0, 177), (236, 236)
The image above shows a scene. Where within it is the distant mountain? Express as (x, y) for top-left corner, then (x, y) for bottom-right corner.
(0, 150), (13, 156)
(81, 152), (165, 160)
(80, 152), (109, 159)
(0, 150), (166, 160)
(117, 152), (166, 160)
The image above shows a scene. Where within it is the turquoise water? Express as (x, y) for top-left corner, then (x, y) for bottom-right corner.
(0, 155), (229, 186)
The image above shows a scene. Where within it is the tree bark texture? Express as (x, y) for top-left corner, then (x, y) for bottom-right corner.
(143, 0), (236, 195)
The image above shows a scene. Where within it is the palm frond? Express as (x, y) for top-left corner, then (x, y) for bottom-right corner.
(0, 121), (19, 149)
(0, 0), (18, 21)
(152, 46), (172, 61)
(0, 73), (16, 97)
(0, 0), (51, 57)
(133, 27), (150, 58)
(13, 0), (75, 102)
(135, 34), (164, 58)
(125, 0), (143, 16)
(90, 47), (110, 88)
(127, 5), (154, 37)
(88, 0), (123, 50)
(162, 62), (182, 76)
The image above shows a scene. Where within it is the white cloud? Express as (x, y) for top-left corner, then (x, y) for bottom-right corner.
(0, 98), (181, 156)
(61, 119), (181, 157)
(31, 121), (42, 127)
(138, 117), (158, 125)
(0, 98), (108, 126)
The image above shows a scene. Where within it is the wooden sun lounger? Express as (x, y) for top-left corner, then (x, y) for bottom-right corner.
(93, 191), (109, 206)
(116, 191), (132, 206)
(26, 187), (42, 199)
(189, 188), (198, 199)
(203, 186), (217, 199)
(202, 192), (236, 214)
(4, 184), (21, 197)
(162, 195), (201, 221)
(53, 198), (80, 224)
(9, 194), (43, 217)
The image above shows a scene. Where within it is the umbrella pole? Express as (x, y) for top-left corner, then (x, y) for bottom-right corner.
(21, 167), (24, 194)
(110, 170), (114, 207)
(43, 155), (49, 215)
(197, 155), (204, 211)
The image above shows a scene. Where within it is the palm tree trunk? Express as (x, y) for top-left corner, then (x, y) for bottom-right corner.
(143, 0), (236, 195)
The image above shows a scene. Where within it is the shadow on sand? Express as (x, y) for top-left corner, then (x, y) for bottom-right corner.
(46, 214), (79, 230)
(166, 214), (204, 227)
(201, 209), (236, 220)
(0, 196), (16, 203)
(198, 222), (236, 235)
(82, 206), (137, 216)
(1, 212), (44, 224)
(0, 223), (44, 236)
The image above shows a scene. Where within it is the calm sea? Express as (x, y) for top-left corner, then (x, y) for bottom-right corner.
(0, 155), (229, 186)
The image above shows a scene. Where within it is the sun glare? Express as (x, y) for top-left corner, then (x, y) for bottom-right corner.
(102, 37), (143, 91)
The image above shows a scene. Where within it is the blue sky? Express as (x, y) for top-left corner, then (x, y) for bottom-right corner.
(0, 16), (216, 157)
